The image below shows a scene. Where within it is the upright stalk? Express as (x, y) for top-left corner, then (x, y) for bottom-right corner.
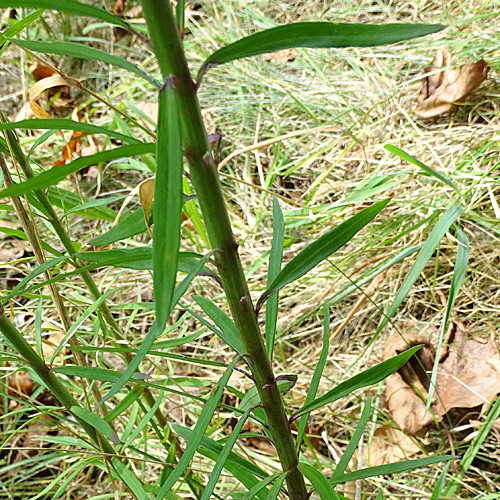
(140, 1), (308, 498)
(3, 131), (169, 430)
(0, 312), (113, 453)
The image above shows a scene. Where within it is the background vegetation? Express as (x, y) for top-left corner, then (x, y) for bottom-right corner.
(0, 1), (499, 499)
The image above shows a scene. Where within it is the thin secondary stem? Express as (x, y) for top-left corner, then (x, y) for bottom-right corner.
(140, 1), (308, 498)
(3, 130), (169, 428)
(0, 312), (113, 452)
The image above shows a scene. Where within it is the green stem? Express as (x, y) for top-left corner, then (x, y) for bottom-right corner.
(4, 130), (169, 431)
(0, 312), (113, 453)
(140, 1), (308, 498)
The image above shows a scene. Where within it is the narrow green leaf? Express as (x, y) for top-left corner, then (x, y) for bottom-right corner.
(0, 144), (155, 198)
(430, 461), (451, 500)
(175, 0), (186, 32)
(88, 208), (147, 245)
(331, 398), (371, 480)
(54, 365), (149, 383)
(240, 473), (284, 500)
(0, 0), (132, 31)
(171, 252), (212, 306)
(441, 395), (500, 498)
(2, 256), (67, 303)
(35, 294), (43, 357)
(8, 38), (161, 88)
(294, 346), (421, 418)
(369, 204), (463, 348)
(48, 187), (118, 221)
(426, 225), (469, 410)
(239, 375), (297, 413)
(266, 197), (284, 359)
(50, 289), (117, 363)
(0, 9), (43, 57)
(63, 195), (124, 217)
(296, 303), (330, 448)
(155, 358), (239, 499)
(76, 248), (205, 273)
(122, 390), (164, 448)
(258, 199), (390, 310)
(198, 23), (446, 82)
(385, 145), (459, 194)
(329, 455), (455, 485)
(174, 424), (269, 483)
(76, 247), (157, 270)
(99, 321), (161, 408)
(0, 119), (142, 145)
(192, 295), (244, 355)
(111, 458), (149, 500)
(104, 386), (144, 422)
(153, 82), (183, 328)
(200, 407), (253, 500)
(264, 474), (286, 500)
(298, 463), (340, 500)
(70, 406), (119, 444)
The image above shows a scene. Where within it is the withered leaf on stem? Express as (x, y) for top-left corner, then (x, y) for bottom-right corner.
(414, 49), (489, 118)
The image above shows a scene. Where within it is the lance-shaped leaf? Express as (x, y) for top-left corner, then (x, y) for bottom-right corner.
(0, 0), (131, 31)
(153, 80), (184, 329)
(266, 197), (284, 358)
(0, 119), (142, 145)
(329, 455), (455, 485)
(88, 208), (147, 246)
(0, 144), (155, 198)
(298, 463), (341, 500)
(257, 199), (390, 311)
(293, 346), (421, 419)
(71, 406), (120, 445)
(8, 38), (161, 88)
(197, 22), (446, 82)
(385, 144), (459, 195)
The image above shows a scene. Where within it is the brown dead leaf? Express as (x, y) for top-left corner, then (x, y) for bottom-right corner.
(385, 321), (500, 435)
(112, 0), (126, 16)
(13, 101), (35, 122)
(28, 65), (72, 116)
(39, 328), (68, 361)
(433, 322), (500, 414)
(414, 49), (489, 118)
(139, 177), (155, 233)
(53, 108), (84, 167)
(365, 426), (421, 466)
(384, 331), (440, 434)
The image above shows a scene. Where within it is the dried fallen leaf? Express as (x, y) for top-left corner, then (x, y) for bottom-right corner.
(365, 426), (421, 466)
(434, 322), (500, 414)
(414, 49), (489, 118)
(385, 321), (500, 435)
(384, 330), (440, 435)
(28, 65), (72, 116)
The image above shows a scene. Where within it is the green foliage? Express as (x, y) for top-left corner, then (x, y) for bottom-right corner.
(0, 1), (474, 499)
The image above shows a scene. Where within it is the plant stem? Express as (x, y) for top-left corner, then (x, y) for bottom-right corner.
(140, 1), (308, 497)
(3, 131), (169, 431)
(0, 312), (113, 452)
